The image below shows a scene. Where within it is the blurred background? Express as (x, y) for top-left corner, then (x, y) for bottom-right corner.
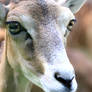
(0, 0), (92, 92)
(67, 0), (92, 92)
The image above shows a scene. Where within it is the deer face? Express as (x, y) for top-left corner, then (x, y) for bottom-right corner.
(0, 0), (86, 92)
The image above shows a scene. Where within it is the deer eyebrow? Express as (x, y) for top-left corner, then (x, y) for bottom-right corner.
(6, 21), (20, 25)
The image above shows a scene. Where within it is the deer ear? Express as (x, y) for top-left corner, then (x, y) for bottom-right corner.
(63, 0), (86, 13)
(0, 3), (8, 28)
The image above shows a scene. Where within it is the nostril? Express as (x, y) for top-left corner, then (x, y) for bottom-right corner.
(54, 72), (74, 89)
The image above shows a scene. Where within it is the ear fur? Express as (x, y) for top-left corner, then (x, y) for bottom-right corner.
(0, 3), (8, 28)
(63, 0), (87, 13)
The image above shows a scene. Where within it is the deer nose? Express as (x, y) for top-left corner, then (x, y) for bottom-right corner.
(54, 72), (74, 89)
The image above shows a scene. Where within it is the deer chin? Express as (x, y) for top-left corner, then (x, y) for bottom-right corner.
(17, 52), (77, 92)
(20, 59), (77, 92)
(40, 63), (77, 92)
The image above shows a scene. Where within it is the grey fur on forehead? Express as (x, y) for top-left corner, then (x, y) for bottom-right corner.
(29, 1), (58, 25)
(9, 0), (59, 25)
(36, 0), (48, 16)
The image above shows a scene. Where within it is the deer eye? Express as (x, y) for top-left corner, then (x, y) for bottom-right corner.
(67, 19), (76, 31)
(6, 21), (26, 35)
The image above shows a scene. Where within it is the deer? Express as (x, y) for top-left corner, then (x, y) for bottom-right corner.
(0, 0), (86, 92)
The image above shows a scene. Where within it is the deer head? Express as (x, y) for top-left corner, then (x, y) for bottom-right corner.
(0, 0), (86, 92)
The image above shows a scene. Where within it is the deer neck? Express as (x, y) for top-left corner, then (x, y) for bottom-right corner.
(0, 31), (31, 92)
